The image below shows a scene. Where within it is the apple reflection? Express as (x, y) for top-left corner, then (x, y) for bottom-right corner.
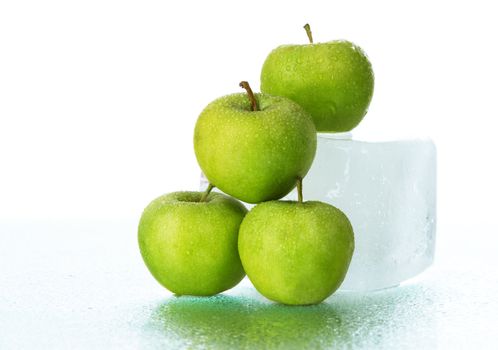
(144, 282), (437, 349)
(147, 294), (344, 349)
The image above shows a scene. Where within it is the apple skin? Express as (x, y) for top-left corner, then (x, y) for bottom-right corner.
(261, 40), (374, 132)
(138, 191), (247, 296)
(238, 200), (354, 305)
(194, 93), (316, 204)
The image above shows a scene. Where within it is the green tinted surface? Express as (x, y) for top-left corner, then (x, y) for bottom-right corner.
(1, 221), (496, 349)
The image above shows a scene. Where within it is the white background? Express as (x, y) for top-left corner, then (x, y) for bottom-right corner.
(1, 0), (497, 240)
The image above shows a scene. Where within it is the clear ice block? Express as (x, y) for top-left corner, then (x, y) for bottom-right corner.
(286, 133), (437, 291)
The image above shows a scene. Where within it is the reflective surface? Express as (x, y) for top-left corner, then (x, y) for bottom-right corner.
(1, 221), (497, 349)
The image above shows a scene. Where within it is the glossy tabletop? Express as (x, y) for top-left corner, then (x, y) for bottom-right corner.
(0, 221), (496, 349)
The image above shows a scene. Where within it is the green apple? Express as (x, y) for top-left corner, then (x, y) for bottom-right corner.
(194, 82), (317, 204)
(138, 190), (247, 296)
(238, 186), (354, 305)
(261, 24), (374, 132)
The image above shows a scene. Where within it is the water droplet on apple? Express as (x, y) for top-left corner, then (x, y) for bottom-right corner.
(328, 102), (337, 115)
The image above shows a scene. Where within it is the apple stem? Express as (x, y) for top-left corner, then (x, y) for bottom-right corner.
(200, 183), (214, 202)
(297, 177), (303, 204)
(239, 81), (259, 111)
(303, 23), (313, 44)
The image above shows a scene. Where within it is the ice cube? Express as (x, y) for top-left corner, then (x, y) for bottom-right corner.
(286, 133), (437, 291)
